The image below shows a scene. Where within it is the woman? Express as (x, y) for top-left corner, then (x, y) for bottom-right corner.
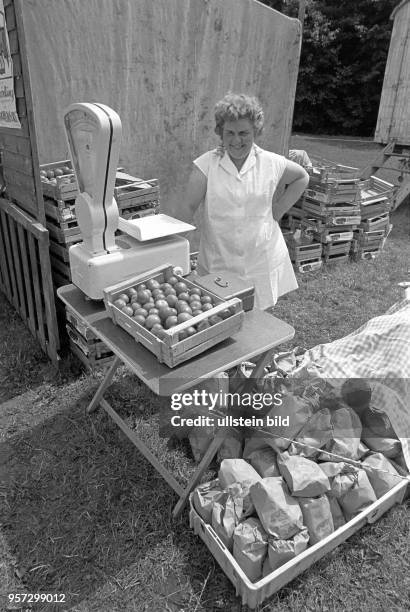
(184, 93), (309, 309)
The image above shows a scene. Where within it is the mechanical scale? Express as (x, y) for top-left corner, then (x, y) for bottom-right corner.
(63, 102), (194, 299)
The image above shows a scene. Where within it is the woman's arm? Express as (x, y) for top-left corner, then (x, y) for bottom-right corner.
(272, 159), (309, 222)
(182, 165), (208, 223)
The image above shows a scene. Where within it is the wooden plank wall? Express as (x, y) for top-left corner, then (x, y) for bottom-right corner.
(375, 0), (410, 145)
(0, 197), (59, 362)
(0, 0), (45, 222)
(0, 0), (60, 366)
(20, 0), (301, 218)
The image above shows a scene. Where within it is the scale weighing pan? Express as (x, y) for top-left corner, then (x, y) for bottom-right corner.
(118, 213), (195, 241)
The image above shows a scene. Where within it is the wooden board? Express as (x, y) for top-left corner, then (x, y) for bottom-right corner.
(375, 0), (410, 145)
(0, 198), (60, 365)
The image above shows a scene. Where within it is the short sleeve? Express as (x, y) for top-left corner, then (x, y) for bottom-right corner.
(272, 152), (288, 184)
(193, 151), (212, 177)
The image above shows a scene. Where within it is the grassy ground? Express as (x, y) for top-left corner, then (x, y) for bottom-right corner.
(0, 136), (409, 612)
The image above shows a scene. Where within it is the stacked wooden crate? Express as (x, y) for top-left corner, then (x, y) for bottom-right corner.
(301, 163), (362, 266)
(65, 306), (114, 371)
(283, 229), (323, 273)
(40, 161), (160, 369)
(40, 160), (81, 288)
(40, 161), (161, 289)
(351, 176), (393, 261)
(114, 173), (160, 220)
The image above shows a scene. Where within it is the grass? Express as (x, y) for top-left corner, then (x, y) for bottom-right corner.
(0, 135), (409, 612)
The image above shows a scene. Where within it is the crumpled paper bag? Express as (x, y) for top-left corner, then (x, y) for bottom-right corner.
(247, 447), (281, 478)
(263, 392), (313, 452)
(218, 458), (262, 489)
(250, 477), (304, 539)
(211, 490), (243, 551)
(361, 452), (401, 498)
(322, 404), (362, 460)
(277, 452), (331, 497)
(331, 468), (377, 519)
(233, 517), (268, 582)
(217, 430), (243, 462)
(288, 408), (333, 458)
(267, 529), (309, 571)
(192, 479), (224, 524)
(299, 495), (334, 544)
(327, 494), (346, 530)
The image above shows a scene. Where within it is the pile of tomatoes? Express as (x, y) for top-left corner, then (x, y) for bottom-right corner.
(113, 273), (231, 341)
(40, 165), (76, 185)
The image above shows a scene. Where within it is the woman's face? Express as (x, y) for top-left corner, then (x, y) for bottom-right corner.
(221, 118), (255, 162)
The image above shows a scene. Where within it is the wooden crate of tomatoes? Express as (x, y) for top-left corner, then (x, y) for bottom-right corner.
(104, 264), (244, 367)
(39, 160), (78, 201)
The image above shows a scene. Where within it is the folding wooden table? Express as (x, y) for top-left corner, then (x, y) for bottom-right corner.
(58, 284), (295, 516)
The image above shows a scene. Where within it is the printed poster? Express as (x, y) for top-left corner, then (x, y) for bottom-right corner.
(0, 0), (21, 129)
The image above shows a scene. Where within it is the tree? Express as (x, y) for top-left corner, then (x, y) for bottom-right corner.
(259, 0), (398, 135)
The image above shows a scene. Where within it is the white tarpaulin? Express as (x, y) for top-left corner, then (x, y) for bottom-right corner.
(20, 0), (301, 214)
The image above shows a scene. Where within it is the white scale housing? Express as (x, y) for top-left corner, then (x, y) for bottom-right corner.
(63, 103), (194, 300)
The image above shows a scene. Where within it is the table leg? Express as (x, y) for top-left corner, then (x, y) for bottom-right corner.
(87, 355), (122, 414)
(100, 398), (185, 498)
(172, 427), (228, 518)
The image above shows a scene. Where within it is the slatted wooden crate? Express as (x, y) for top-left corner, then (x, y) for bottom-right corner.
(323, 252), (350, 265)
(40, 160), (78, 201)
(302, 220), (355, 244)
(294, 258), (323, 273)
(350, 239), (384, 262)
(104, 264), (244, 368)
(359, 213), (390, 232)
(353, 228), (386, 247)
(323, 241), (352, 257)
(114, 175), (160, 213)
(303, 199), (361, 218)
(68, 337), (114, 372)
(287, 241), (323, 263)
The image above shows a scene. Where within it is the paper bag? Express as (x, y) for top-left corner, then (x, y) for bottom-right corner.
(192, 479), (224, 524)
(299, 496), (334, 544)
(233, 517), (268, 582)
(362, 452), (401, 498)
(267, 529), (309, 571)
(331, 469), (377, 518)
(218, 458), (262, 489)
(263, 392), (313, 452)
(324, 405), (362, 460)
(250, 477), (304, 539)
(277, 452), (330, 497)
(247, 447), (281, 478)
(327, 495), (346, 530)
(217, 430), (243, 462)
(288, 408), (333, 458)
(362, 436), (402, 459)
(211, 492), (242, 552)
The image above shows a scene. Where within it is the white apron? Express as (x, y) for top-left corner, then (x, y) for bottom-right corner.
(194, 145), (298, 309)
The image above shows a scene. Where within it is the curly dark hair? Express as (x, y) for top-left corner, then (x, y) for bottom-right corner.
(214, 93), (264, 137)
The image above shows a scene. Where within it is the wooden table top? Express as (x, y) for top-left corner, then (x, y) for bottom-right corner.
(58, 284), (295, 395)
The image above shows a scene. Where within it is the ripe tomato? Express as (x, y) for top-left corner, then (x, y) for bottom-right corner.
(174, 282), (188, 294)
(164, 315), (178, 329)
(137, 290), (151, 304)
(145, 314), (162, 329)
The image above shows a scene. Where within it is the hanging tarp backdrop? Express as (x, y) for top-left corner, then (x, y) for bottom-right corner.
(21, 0), (301, 214)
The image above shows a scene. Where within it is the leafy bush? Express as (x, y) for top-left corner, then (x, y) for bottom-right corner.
(260, 0), (398, 135)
